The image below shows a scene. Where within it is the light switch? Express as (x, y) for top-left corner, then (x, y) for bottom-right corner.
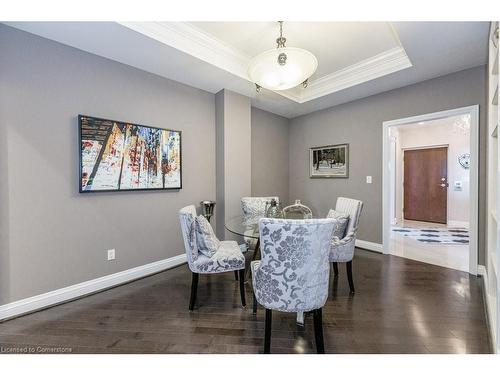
(366, 176), (372, 184)
(454, 181), (463, 191)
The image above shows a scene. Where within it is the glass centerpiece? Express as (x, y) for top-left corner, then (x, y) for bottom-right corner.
(265, 198), (284, 218)
(283, 200), (312, 219)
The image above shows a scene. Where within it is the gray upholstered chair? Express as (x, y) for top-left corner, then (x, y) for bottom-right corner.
(251, 218), (335, 353)
(241, 196), (279, 250)
(179, 205), (246, 310)
(282, 199), (313, 326)
(329, 197), (363, 294)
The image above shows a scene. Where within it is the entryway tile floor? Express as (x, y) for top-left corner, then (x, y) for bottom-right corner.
(390, 220), (469, 272)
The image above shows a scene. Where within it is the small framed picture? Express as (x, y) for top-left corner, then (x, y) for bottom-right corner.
(310, 144), (349, 178)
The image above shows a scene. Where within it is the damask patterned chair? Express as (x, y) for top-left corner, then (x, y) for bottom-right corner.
(251, 218), (335, 353)
(241, 196), (279, 250)
(329, 197), (363, 294)
(179, 205), (246, 310)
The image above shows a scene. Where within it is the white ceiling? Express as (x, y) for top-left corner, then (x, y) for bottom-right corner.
(3, 21), (489, 118)
(189, 22), (400, 79)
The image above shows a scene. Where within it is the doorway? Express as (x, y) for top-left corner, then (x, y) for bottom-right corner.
(404, 147), (448, 224)
(382, 106), (478, 274)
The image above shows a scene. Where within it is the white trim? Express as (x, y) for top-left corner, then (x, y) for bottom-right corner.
(118, 22), (412, 104)
(478, 264), (487, 276)
(382, 105), (479, 275)
(448, 220), (470, 228)
(356, 239), (383, 253)
(401, 143), (449, 151)
(478, 265), (497, 353)
(284, 47), (412, 103)
(118, 22), (250, 80)
(0, 254), (187, 322)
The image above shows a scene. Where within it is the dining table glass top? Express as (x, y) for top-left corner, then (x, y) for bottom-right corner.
(224, 215), (260, 239)
(225, 212), (316, 240)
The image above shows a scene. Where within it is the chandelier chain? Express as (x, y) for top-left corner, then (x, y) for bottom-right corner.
(276, 21), (286, 48)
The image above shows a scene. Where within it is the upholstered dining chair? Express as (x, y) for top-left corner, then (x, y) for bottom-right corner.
(241, 196), (279, 250)
(179, 205), (247, 310)
(282, 199), (313, 326)
(251, 218), (335, 353)
(329, 197), (363, 294)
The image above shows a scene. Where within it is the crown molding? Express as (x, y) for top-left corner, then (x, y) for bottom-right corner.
(287, 47), (412, 103)
(118, 21), (250, 80)
(118, 22), (412, 104)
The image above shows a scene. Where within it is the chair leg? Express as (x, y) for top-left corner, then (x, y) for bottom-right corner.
(252, 238), (261, 261)
(332, 262), (339, 276)
(264, 309), (272, 354)
(252, 291), (258, 314)
(238, 269), (246, 307)
(346, 260), (355, 294)
(313, 309), (325, 354)
(189, 272), (199, 311)
(234, 270), (239, 281)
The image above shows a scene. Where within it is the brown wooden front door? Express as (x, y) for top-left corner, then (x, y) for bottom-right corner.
(404, 147), (448, 224)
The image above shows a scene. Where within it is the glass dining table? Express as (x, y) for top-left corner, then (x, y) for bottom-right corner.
(225, 215), (305, 325)
(225, 215), (262, 261)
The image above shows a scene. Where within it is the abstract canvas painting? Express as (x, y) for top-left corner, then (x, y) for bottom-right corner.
(79, 115), (181, 192)
(310, 143), (349, 178)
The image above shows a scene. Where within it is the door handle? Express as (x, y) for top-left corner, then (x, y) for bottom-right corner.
(440, 183), (448, 187)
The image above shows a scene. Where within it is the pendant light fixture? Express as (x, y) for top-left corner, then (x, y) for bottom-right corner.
(248, 21), (318, 92)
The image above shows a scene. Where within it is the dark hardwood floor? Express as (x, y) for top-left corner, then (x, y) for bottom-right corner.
(0, 250), (492, 354)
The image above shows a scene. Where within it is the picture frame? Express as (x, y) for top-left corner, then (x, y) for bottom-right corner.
(78, 115), (182, 193)
(309, 143), (349, 178)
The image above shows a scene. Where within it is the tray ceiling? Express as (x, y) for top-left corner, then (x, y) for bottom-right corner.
(120, 21), (413, 103)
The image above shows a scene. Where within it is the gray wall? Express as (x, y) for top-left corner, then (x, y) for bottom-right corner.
(289, 66), (487, 264)
(0, 25), (216, 304)
(215, 89), (251, 240)
(251, 108), (290, 205)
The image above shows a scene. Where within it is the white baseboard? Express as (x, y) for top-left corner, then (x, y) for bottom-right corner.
(0, 253), (187, 322)
(477, 265), (497, 353)
(448, 220), (469, 228)
(356, 239), (383, 253)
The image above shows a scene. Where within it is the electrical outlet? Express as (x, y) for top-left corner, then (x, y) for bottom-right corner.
(366, 176), (372, 184)
(107, 249), (115, 261)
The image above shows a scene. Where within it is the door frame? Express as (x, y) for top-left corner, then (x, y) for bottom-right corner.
(402, 145), (449, 224)
(382, 105), (479, 275)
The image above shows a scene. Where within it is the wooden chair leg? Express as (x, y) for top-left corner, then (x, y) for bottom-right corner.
(189, 272), (199, 311)
(332, 262), (339, 276)
(252, 292), (258, 314)
(238, 269), (246, 306)
(331, 273), (339, 298)
(313, 309), (325, 354)
(264, 309), (272, 354)
(252, 238), (261, 261)
(234, 270), (239, 281)
(346, 260), (355, 294)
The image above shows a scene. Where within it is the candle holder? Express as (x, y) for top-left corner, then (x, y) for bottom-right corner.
(200, 200), (216, 222)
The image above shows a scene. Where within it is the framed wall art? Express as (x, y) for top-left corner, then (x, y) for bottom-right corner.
(309, 143), (349, 178)
(79, 115), (182, 192)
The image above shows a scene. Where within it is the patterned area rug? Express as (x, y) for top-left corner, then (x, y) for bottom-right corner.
(391, 226), (469, 244)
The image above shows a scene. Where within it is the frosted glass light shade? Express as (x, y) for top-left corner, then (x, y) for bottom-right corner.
(248, 47), (318, 91)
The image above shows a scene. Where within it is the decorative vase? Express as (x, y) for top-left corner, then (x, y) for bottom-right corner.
(200, 200), (216, 222)
(283, 200), (313, 219)
(265, 198), (283, 219)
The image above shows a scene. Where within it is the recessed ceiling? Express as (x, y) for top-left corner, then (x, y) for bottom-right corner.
(2, 21), (489, 118)
(119, 21), (412, 103)
(189, 22), (401, 79)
